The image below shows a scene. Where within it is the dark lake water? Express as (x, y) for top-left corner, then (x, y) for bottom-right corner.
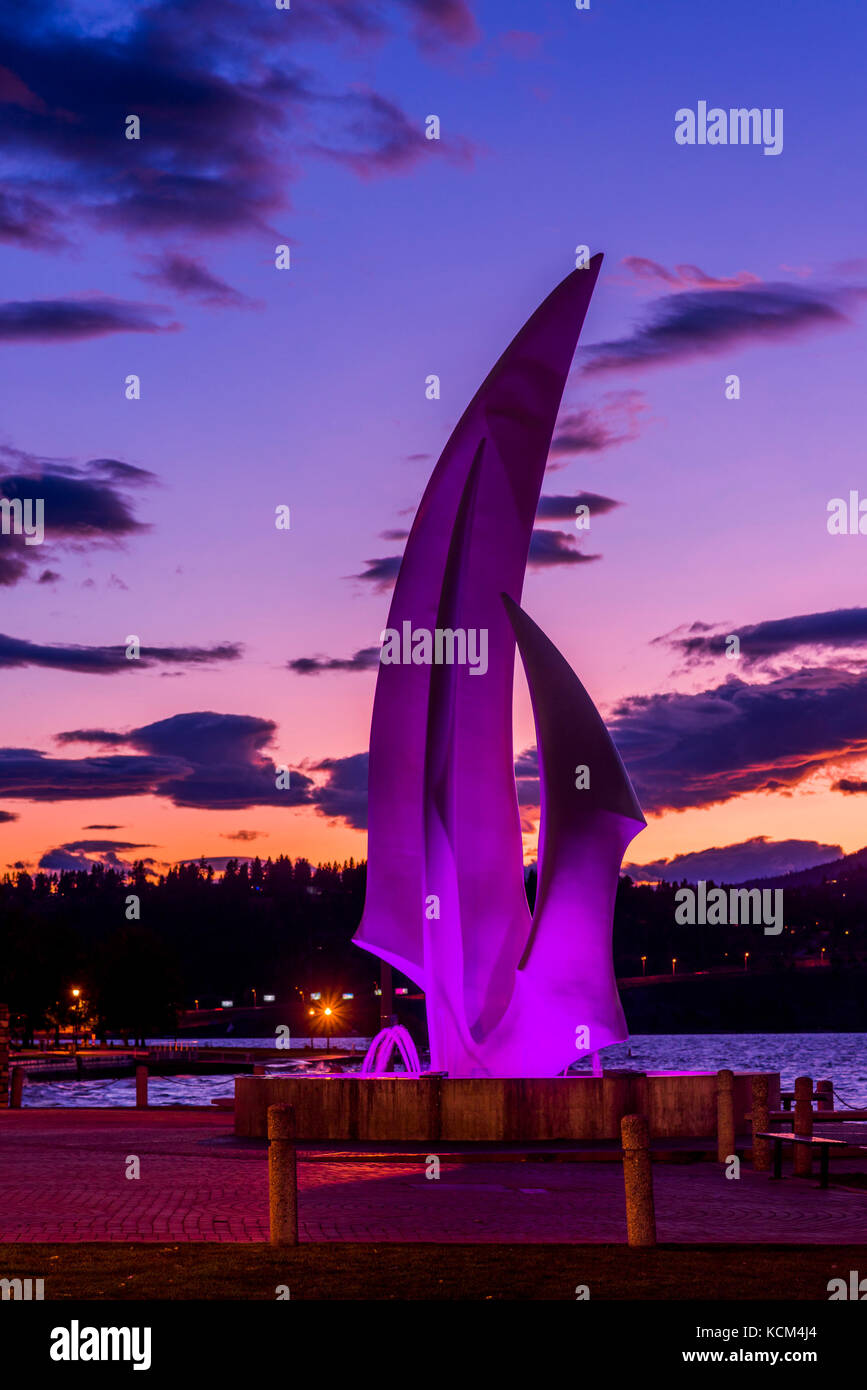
(19, 1033), (867, 1108)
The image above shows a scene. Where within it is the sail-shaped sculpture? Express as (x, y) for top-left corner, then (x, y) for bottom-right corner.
(354, 257), (646, 1077)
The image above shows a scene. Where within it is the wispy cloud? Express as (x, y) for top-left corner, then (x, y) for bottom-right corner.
(658, 607), (867, 667)
(349, 555), (403, 590)
(549, 390), (647, 462)
(135, 253), (259, 308)
(0, 635), (242, 673)
(288, 647), (380, 676)
(582, 284), (862, 375)
(0, 297), (178, 342)
(528, 530), (599, 568)
(621, 256), (760, 292)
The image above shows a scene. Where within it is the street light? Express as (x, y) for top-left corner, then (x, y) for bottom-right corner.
(671, 957), (677, 975)
(641, 955), (647, 976)
(744, 951), (749, 971)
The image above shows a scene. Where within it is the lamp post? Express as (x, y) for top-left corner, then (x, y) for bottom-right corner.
(641, 955), (647, 976)
(71, 988), (81, 1050)
(671, 957), (677, 976)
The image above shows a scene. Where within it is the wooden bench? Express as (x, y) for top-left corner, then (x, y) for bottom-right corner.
(756, 1131), (848, 1189)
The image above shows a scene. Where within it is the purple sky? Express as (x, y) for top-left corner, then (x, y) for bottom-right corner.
(2, 0), (866, 883)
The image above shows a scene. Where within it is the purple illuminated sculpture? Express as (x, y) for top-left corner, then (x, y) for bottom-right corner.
(355, 257), (646, 1077)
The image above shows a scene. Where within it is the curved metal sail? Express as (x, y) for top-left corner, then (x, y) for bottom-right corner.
(355, 257), (644, 1075)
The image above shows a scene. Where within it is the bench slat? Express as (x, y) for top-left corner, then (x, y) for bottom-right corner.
(756, 1132), (847, 1146)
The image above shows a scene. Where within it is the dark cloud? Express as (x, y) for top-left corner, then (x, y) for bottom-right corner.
(0, 297), (178, 342)
(310, 752), (369, 829)
(398, 0), (479, 46)
(549, 390), (647, 461)
(52, 711), (314, 810)
(380, 528), (409, 541)
(660, 607), (867, 666)
(0, 187), (66, 249)
(0, 6), (300, 238)
(583, 284), (861, 375)
(528, 530), (599, 568)
(536, 492), (621, 521)
(514, 749), (540, 809)
(624, 836), (843, 886)
(312, 90), (475, 179)
(0, 635), (242, 673)
(174, 854), (255, 871)
(221, 829), (266, 841)
(288, 646), (380, 676)
(349, 555), (403, 590)
(0, 748), (187, 801)
(0, 552), (28, 586)
(136, 252), (257, 308)
(1, 422), (158, 599)
(0, 454), (155, 550)
(833, 778), (867, 794)
(57, 839), (152, 853)
(0, 1), (475, 245)
(38, 840), (155, 872)
(309, 748), (543, 832)
(0, 810), (18, 823)
(609, 666), (867, 813)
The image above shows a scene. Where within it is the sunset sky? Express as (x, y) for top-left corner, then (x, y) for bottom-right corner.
(2, 0), (866, 883)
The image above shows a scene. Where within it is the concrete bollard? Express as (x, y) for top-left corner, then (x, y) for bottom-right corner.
(135, 1065), (149, 1109)
(716, 1069), (735, 1163)
(750, 1075), (771, 1171)
(0, 1003), (9, 1109)
(793, 1076), (813, 1176)
(10, 1066), (24, 1108)
(268, 1103), (298, 1247)
(816, 1079), (833, 1112)
(621, 1114), (656, 1248)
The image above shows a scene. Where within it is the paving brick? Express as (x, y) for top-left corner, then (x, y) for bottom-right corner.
(0, 1110), (865, 1244)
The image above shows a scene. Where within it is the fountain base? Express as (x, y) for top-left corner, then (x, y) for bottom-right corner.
(234, 1069), (779, 1141)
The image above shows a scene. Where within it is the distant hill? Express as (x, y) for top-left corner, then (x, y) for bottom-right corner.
(745, 845), (867, 889)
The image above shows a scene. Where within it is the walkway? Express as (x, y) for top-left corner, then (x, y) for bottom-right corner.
(1, 1110), (865, 1243)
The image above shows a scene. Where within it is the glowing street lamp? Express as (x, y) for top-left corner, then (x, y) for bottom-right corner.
(743, 951), (749, 971)
(671, 957), (677, 976)
(70, 988), (82, 1050)
(640, 955), (647, 976)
